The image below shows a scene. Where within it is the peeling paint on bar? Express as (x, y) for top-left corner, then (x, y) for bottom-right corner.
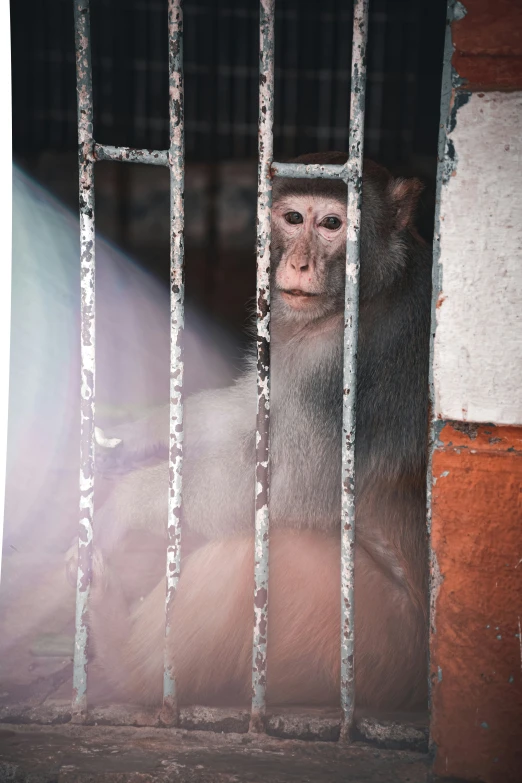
(73, 0), (95, 718)
(95, 144), (169, 167)
(162, 0), (185, 728)
(340, 0), (369, 738)
(250, 0), (274, 734)
(271, 162), (347, 181)
(426, 0), (459, 714)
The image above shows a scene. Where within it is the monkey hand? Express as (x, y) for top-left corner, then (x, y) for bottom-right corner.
(95, 405), (170, 475)
(65, 539), (108, 589)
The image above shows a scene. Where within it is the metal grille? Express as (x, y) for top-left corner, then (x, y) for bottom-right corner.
(72, 0), (368, 735)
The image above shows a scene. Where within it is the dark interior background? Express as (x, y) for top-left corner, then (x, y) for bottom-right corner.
(11, 0), (447, 342)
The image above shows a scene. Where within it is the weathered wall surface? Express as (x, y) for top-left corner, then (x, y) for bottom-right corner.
(430, 2), (522, 782)
(430, 424), (522, 783)
(451, 0), (522, 91)
(433, 91), (522, 425)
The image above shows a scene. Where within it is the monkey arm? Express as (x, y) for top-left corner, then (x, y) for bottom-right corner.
(95, 404), (171, 474)
(93, 377), (257, 552)
(95, 370), (257, 474)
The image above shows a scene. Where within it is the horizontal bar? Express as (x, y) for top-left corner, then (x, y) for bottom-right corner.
(271, 161), (348, 181)
(94, 143), (169, 167)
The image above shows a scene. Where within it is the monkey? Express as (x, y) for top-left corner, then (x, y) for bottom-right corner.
(84, 151), (432, 709)
(92, 152), (430, 548)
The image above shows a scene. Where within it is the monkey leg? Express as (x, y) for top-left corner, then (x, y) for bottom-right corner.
(66, 525), (190, 616)
(91, 531), (426, 708)
(87, 548), (139, 700)
(89, 529), (426, 709)
(169, 530), (341, 707)
(354, 545), (428, 709)
(89, 534), (253, 706)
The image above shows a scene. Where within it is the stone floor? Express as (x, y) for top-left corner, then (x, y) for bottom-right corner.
(0, 721), (436, 783)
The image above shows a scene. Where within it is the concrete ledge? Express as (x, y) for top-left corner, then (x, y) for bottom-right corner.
(0, 702), (428, 751)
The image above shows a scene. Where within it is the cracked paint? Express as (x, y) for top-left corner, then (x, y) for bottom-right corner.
(163, 0), (185, 728)
(95, 144), (169, 167)
(73, 0), (95, 719)
(340, 0), (369, 737)
(430, 422), (522, 782)
(250, 0), (274, 734)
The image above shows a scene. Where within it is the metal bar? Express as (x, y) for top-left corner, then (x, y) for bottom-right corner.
(72, 0), (95, 718)
(340, 0), (369, 737)
(94, 143), (169, 167)
(426, 0), (457, 726)
(271, 161), (347, 180)
(161, 0), (185, 727)
(250, 0), (274, 734)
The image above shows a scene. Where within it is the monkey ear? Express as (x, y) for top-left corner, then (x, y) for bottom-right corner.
(388, 178), (424, 232)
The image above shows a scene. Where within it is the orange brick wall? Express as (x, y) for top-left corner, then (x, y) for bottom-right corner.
(430, 424), (522, 782)
(452, 0), (522, 91)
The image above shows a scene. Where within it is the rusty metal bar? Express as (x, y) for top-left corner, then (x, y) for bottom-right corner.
(250, 0), (274, 734)
(72, 0), (95, 717)
(340, 0), (369, 737)
(161, 0), (185, 727)
(271, 161), (347, 180)
(95, 143), (169, 167)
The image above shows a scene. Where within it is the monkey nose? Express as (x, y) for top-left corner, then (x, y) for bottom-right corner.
(290, 259), (310, 272)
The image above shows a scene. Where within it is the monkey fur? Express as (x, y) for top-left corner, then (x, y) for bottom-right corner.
(88, 152), (432, 710)
(90, 529), (427, 709)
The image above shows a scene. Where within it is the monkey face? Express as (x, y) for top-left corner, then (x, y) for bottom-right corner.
(270, 153), (426, 322)
(270, 154), (425, 327)
(271, 194), (346, 323)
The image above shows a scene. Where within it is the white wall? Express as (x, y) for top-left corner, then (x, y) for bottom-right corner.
(434, 91), (522, 425)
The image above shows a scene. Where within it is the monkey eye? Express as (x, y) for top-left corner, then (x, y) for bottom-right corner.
(284, 211), (303, 225)
(320, 216), (342, 231)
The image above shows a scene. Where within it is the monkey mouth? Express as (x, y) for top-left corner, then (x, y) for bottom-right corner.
(279, 289), (322, 310)
(281, 289), (318, 297)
